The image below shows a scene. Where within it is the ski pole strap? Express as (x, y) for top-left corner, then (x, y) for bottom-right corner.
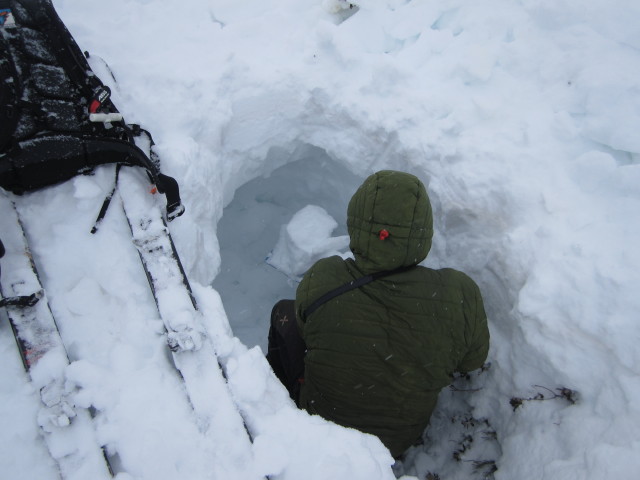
(157, 173), (185, 221)
(91, 164), (121, 234)
(302, 264), (417, 320)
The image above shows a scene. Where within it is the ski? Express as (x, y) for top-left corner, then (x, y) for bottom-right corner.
(0, 192), (114, 480)
(117, 163), (263, 477)
(86, 48), (265, 478)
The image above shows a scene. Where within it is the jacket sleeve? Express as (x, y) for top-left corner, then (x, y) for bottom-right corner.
(295, 259), (324, 334)
(457, 278), (490, 373)
(294, 256), (346, 335)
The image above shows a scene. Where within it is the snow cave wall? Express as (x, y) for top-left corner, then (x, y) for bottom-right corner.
(203, 88), (520, 467)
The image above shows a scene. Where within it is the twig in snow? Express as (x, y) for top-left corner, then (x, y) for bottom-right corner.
(510, 385), (579, 411)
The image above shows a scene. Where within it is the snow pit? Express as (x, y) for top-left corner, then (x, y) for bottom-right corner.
(212, 145), (505, 479)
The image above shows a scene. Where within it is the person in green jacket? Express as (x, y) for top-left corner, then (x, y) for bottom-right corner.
(267, 170), (490, 458)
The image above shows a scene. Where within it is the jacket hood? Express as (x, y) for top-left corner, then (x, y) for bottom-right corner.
(347, 170), (433, 273)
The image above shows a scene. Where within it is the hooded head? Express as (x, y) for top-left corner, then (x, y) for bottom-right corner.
(347, 170), (433, 273)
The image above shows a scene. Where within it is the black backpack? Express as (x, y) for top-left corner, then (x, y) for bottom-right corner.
(0, 0), (184, 220)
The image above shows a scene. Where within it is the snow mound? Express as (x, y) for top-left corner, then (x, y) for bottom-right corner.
(267, 204), (350, 279)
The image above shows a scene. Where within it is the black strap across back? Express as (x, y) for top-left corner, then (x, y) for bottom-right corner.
(302, 264), (416, 320)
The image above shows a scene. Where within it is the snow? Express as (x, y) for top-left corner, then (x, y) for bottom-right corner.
(1, 0), (639, 479)
(267, 204), (351, 279)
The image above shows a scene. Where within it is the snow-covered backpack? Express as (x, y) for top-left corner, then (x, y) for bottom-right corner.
(0, 0), (184, 220)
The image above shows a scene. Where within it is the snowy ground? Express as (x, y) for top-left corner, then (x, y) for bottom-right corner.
(2, 0), (640, 479)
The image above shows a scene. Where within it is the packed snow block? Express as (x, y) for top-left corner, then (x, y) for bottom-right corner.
(267, 205), (350, 279)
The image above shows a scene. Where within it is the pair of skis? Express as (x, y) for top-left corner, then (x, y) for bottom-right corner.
(1, 166), (264, 479)
(1, 0), (265, 475)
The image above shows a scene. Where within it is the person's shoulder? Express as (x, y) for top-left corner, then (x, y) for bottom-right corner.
(300, 256), (353, 289)
(417, 266), (480, 292)
(305, 255), (348, 277)
(297, 256), (350, 309)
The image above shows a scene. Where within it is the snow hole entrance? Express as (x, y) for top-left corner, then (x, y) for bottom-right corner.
(212, 144), (504, 478)
(212, 146), (363, 350)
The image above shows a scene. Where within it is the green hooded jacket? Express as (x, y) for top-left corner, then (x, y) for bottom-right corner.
(295, 170), (489, 457)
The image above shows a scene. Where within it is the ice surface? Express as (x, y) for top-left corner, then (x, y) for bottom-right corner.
(1, 0), (639, 479)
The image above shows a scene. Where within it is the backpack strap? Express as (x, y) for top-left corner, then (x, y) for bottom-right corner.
(302, 264), (416, 321)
